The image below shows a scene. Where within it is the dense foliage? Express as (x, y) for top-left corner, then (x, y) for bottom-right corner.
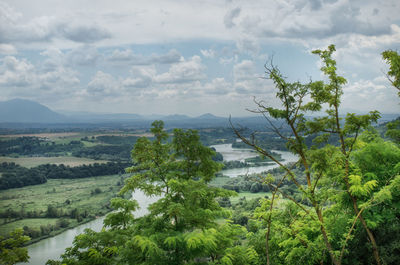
(0, 228), (30, 265)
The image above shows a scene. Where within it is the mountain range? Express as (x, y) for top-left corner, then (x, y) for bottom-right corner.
(0, 99), (398, 128)
(0, 99), (229, 126)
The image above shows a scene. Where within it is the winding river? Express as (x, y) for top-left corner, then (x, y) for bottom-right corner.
(24, 144), (296, 264)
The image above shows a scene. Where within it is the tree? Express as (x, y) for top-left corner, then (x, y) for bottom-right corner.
(382, 50), (400, 96)
(48, 121), (258, 265)
(232, 45), (392, 265)
(382, 50), (400, 144)
(0, 228), (30, 265)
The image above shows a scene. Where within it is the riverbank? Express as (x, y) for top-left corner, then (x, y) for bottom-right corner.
(23, 190), (160, 265)
(23, 214), (110, 246)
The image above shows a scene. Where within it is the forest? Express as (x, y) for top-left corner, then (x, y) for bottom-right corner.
(1, 46), (400, 265)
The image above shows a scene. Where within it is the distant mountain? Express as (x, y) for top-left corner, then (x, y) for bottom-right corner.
(195, 113), (222, 120)
(163, 114), (191, 120)
(0, 99), (66, 123)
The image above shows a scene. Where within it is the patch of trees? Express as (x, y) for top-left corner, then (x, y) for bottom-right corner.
(0, 161), (129, 190)
(95, 135), (139, 145)
(72, 145), (132, 160)
(0, 137), (84, 156)
(220, 170), (302, 195)
(36, 162), (129, 179)
(0, 163), (46, 190)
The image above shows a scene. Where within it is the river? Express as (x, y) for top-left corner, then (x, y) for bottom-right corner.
(24, 144), (296, 264)
(211, 143), (298, 178)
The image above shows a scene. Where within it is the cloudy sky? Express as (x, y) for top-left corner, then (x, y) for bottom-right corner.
(0, 0), (399, 116)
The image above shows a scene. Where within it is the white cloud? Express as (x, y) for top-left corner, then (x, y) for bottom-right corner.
(86, 71), (120, 97)
(154, 56), (206, 84)
(200, 49), (216, 58)
(122, 66), (155, 89)
(342, 77), (399, 113)
(66, 45), (102, 66)
(0, 55), (80, 100)
(0, 44), (17, 54)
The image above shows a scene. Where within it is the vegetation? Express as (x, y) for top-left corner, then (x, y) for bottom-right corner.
(0, 228), (30, 265)
(231, 45), (400, 265)
(0, 174), (126, 242)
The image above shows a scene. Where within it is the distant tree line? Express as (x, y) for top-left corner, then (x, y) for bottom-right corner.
(0, 162), (129, 190)
(0, 136), (136, 160)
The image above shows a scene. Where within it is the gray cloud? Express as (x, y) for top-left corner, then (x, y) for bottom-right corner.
(0, 2), (110, 45)
(109, 49), (182, 65)
(224, 7), (241, 28)
(227, 0), (396, 44)
(57, 23), (111, 43)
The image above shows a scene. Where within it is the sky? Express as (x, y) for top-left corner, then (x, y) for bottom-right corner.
(0, 0), (399, 117)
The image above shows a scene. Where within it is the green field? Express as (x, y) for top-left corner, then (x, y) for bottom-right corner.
(0, 218), (61, 235)
(0, 156), (109, 168)
(230, 192), (270, 204)
(0, 174), (126, 237)
(209, 175), (231, 188)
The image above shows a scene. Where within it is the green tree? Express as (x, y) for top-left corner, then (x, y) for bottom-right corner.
(0, 228), (30, 265)
(382, 49), (400, 95)
(48, 121), (258, 265)
(233, 45), (389, 265)
(382, 49), (400, 144)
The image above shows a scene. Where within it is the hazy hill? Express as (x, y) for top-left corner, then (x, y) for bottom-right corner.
(0, 99), (66, 123)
